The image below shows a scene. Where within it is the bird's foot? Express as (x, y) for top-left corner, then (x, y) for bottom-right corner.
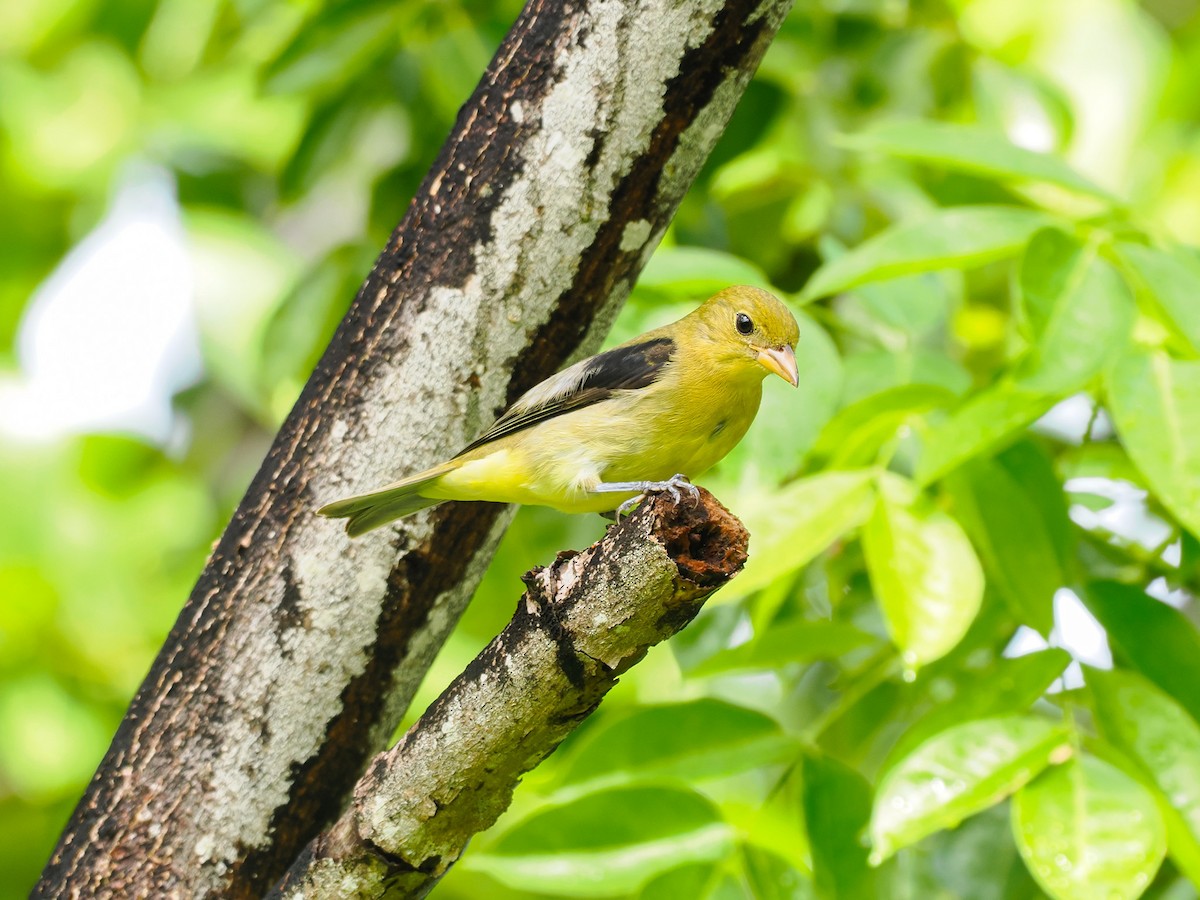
(605, 474), (700, 519)
(659, 473), (701, 508)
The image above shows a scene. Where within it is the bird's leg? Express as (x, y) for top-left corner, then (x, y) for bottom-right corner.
(592, 473), (700, 518)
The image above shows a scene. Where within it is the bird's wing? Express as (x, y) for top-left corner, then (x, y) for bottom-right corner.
(458, 336), (675, 454)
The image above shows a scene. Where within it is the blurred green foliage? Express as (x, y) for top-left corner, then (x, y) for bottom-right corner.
(4, 0), (1200, 897)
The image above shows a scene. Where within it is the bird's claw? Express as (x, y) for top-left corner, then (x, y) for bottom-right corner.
(665, 473), (701, 508)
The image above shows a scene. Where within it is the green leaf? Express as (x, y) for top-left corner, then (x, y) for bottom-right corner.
(996, 441), (1074, 572)
(1106, 349), (1200, 539)
(725, 470), (875, 601)
(1016, 229), (1134, 394)
(637, 863), (745, 900)
(813, 679), (906, 773)
(916, 381), (1058, 486)
(560, 700), (795, 787)
(862, 474), (985, 669)
(841, 349), (972, 406)
(639, 246), (769, 298)
(1088, 666), (1200, 886)
(1013, 756), (1166, 900)
(692, 620), (877, 676)
(669, 604), (746, 673)
(881, 649), (1072, 774)
(945, 458), (1060, 633)
(1059, 441), (1145, 489)
(818, 232), (959, 343)
(809, 385), (957, 470)
(471, 786), (733, 897)
(844, 120), (1116, 201)
(1118, 242), (1200, 355)
(741, 845), (817, 900)
(727, 769), (812, 879)
(408, 29), (497, 124)
(918, 805), (1038, 900)
(280, 94), (360, 201)
(845, 270), (958, 343)
(869, 714), (1070, 862)
(1081, 582), (1200, 725)
(801, 206), (1050, 302)
(264, 2), (401, 97)
(635, 848), (813, 899)
(803, 752), (875, 899)
(260, 245), (367, 420)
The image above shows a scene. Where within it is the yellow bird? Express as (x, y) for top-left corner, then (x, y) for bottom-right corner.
(319, 285), (800, 536)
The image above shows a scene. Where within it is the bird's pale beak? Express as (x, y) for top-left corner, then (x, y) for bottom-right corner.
(757, 345), (799, 387)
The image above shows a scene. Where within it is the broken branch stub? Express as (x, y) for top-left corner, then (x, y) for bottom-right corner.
(271, 489), (748, 899)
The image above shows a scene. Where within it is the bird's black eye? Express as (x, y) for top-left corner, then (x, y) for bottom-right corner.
(735, 313), (753, 335)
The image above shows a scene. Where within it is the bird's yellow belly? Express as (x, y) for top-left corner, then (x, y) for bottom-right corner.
(601, 411), (750, 484)
(548, 401), (755, 510)
(426, 445), (624, 513)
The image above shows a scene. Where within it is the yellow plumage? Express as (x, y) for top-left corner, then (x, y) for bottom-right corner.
(319, 285), (800, 536)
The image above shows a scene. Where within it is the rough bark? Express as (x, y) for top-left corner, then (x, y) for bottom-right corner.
(37, 0), (792, 896)
(271, 489), (748, 899)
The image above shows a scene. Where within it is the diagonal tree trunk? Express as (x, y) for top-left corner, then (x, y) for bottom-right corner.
(36, 0), (792, 896)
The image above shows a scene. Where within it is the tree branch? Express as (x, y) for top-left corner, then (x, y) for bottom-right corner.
(37, 0), (791, 895)
(270, 489), (748, 899)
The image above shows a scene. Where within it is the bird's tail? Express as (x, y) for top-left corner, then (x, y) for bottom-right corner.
(317, 462), (457, 537)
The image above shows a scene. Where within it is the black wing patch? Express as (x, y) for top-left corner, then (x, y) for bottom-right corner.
(458, 337), (675, 454)
(575, 336), (675, 393)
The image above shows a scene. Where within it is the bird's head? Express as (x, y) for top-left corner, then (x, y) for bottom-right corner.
(695, 285), (801, 387)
